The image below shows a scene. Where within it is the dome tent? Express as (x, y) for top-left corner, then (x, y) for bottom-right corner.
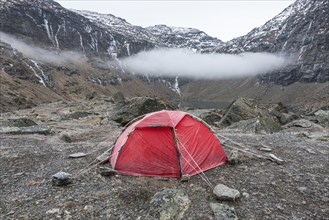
(110, 110), (227, 178)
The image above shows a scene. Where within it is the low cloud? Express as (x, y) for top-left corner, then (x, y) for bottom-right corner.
(121, 48), (292, 79)
(0, 32), (86, 65)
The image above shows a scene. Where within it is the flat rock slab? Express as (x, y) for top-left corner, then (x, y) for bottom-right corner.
(213, 184), (240, 201)
(210, 203), (238, 220)
(0, 125), (51, 135)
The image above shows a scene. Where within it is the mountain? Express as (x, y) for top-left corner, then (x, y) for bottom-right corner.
(0, 0), (328, 113)
(0, 0), (154, 58)
(73, 10), (223, 52)
(212, 0), (329, 85)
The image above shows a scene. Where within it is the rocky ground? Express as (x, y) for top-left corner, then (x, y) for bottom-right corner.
(1, 98), (328, 219)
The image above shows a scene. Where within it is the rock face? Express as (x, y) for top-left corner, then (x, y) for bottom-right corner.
(213, 0), (329, 85)
(146, 25), (223, 52)
(0, 0), (154, 58)
(0, 0), (222, 60)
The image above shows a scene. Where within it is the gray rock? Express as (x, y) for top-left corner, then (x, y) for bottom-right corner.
(227, 116), (282, 134)
(1, 118), (37, 127)
(281, 113), (299, 125)
(180, 174), (190, 182)
(150, 188), (190, 220)
(62, 111), (92, 120)
(283, 119), (325, 132)
(97, 166), (118, 176)
(0, 125), (51, 135)
(52, 172), (72, 186)
(112, 97), (176, 126)
(314, 110), (329, 128)
(200, 110), (224, 126)
(219, 98), (259, 127)
(210, 203), (238, 220)
(213, 184), (240, 201)
(259, 147), (272, 152)
(113, 91), (126, 103)
(227, 150), (239, 165)
(268, 153), (284, 164)
(68, 152), (87, 158)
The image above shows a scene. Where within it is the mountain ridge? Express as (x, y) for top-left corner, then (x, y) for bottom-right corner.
(212, 0), (329, 85)
(0, 0), (328, 113)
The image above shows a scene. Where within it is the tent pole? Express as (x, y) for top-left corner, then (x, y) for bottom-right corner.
(170, 127), (182, 178)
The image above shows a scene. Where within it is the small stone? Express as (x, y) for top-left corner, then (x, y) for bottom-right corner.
(213, 184), (240, 201)
(297, 186), (308, 193)
(180, 174), (190, 182)
(14, 172), (25, 176)
(242, 192), (249, 199)
(97, 166), (118, 176)
(259, 147), (272, 152)
(227, 150), (239, 165)
(210, 203), (238, 220)
(52, 172), (72, 186)
(46, 208), (60, 214)
(84, 205), (93, 211)
(268, 153), (284, 164)
(6, 211), (15, 216)
(68, 152), (87, 158)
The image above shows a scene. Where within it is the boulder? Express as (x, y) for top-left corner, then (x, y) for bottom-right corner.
(112, 97), (176, 126)
(210, 203), (238, 220)
(112, 91), (125, 103)
(276, 112), (299, 125)
(200, 110), (224, 126)
(0, 118), (51, 135)
(269, 104), (299, 125)
(227, 116), (282, 134)
(150, 188), (190, 220)
(213, 184), (240, 201)
(283, 119), (325, 132)
(314, 110), (329, 127)
(1, 118), (37, 127)
(219, 98), (259, 126)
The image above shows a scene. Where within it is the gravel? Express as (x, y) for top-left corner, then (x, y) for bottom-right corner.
(1, 100), (328, 219)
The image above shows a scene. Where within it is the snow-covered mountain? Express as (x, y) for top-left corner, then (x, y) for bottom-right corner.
(146, 25), (223, 51)
(213, 0), (329, 85)
(73, 10), (223, 52)
(0, 0), (328, 112)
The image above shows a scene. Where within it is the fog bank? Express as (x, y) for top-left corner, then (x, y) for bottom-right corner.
(0, 32), (86, 65)
(121, 48), (292, 79)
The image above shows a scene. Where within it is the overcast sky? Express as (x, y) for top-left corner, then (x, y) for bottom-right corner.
(55, 0), (294, 42)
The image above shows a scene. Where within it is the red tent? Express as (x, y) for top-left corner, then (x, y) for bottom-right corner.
(110, 110), (227, 178)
